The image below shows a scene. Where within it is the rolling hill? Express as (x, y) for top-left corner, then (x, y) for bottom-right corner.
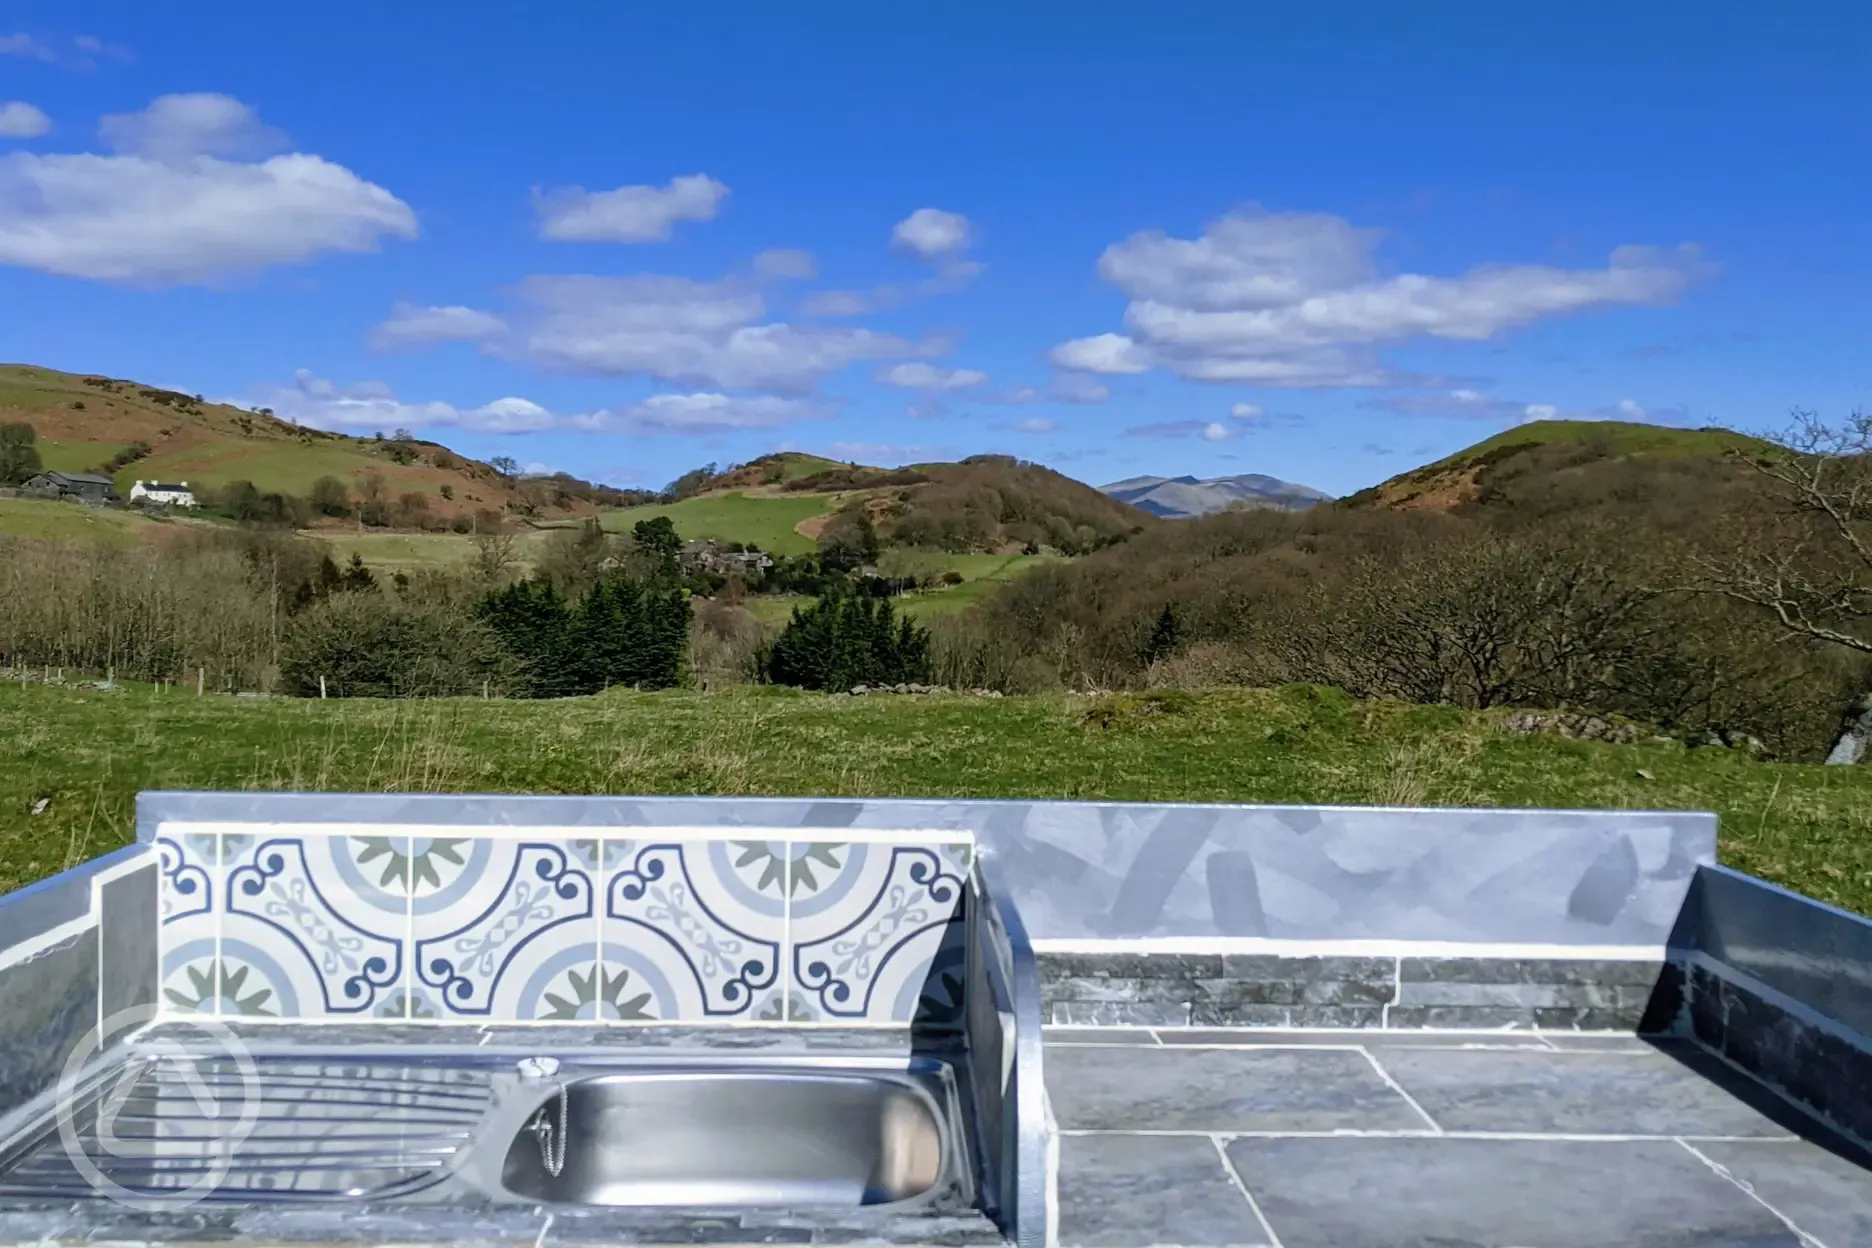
(0, 363), (627, 523)
(606, 453), (1156, 558)
(1339, 419), (1778, 511)
(1101, 472), (1332, 518)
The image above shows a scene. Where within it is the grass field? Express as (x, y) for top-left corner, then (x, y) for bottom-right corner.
(601, 491), (839, 555)
(0, 496), (169, 547)
(3, 682), (1870, 916)
(322, 529), (558, 572)
(33, 438), (122, 475)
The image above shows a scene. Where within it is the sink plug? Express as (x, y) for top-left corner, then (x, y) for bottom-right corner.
(517, 1056), (561, 1080)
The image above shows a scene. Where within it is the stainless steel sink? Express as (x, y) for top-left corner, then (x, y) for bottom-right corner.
(0, 1051), (975, 1215)
(496, 1070), (949, 1207)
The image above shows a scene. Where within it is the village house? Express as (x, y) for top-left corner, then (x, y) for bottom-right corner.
(679, 538), (775, 575)
(19, 471), (116, 503)
(129, 480), (198, 508)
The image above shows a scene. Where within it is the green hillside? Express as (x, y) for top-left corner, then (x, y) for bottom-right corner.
(1345, 418), (1780, 510)
(600, 491), (841, 555)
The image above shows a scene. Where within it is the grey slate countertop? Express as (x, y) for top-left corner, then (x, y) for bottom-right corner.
(1045, 1027), (1872, 1248)
(5, 1022), (1871, 1246)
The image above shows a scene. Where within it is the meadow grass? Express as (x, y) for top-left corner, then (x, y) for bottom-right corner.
(3, 681), (1869, 915)
(127, 441), (403, 496)
(322, 529), (558, 571)
(0, 496), (166, 547)
(33, 438), (123, 474)
(600, 492), (838, 555)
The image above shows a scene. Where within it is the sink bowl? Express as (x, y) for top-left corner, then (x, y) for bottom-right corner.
(497, 1070), (948, 1207)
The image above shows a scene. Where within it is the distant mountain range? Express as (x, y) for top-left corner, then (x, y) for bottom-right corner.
(1099, 472), (1333, 518)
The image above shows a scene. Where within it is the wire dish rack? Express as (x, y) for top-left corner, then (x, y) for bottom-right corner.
(0, 1054), (494, 1203)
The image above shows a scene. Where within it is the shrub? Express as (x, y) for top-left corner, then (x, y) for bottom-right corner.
(309, 476), (350, 517)
(279, 591), (506, 698)
(0, 423), (41, 486)
(762, 594), (931, 691)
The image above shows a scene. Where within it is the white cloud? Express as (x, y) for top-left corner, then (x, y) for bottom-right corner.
(254, 370), (556, 434)
(1229, 402), (1263, 421)
(1201, 421), (1236, 442)
(1125, 420), (1226, 440)
(1055, 207), (1714, 388)
(999, 373), (1111, 405)
(891, 207), (973, 259)
(1050, 332), (1152, 375)
(369, 302), (508, 350)
(0, 94), (415, 284)
(72, 35), (132, 62)
(535, 173), (728, 243)
(99, 93), (284, 161)
(877, 362), (987, 391)
(255, 371), (823, 438)
(0, 34), (53, 60)
(822, 440), (949, 465)
(503, 272), (935, 393)
(752, 247), (817, 280)
(1016, 418), (1057, 433)
(598, 392), (821, 433)
(803, 209), (982, 317)
(0, 102), (50, 139)
(1364, 388), (1688, 427)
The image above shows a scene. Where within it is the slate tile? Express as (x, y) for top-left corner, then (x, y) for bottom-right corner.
(1691, 1139), (1872, 1248)
(1375, 1047), (1791, 1136)
(1044, 1044), (1423, 1132)
(1224, 1136), (1803, 1247)
(1058, 1134), (1273, 1247)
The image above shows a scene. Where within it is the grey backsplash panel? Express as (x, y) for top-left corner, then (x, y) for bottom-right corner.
(139, 794), (1717, 945)
(1672, 866), (1872, 1145)
(0, 845), (159, 1118)
(1677, 864), (1872, 1036)
(0, 929), (99, 1119)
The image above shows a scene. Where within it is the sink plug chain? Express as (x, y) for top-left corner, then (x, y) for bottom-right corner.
(528, 1080), (569, 1178)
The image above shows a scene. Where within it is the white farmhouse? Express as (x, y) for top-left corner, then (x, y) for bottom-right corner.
(128, 480), (197, 508)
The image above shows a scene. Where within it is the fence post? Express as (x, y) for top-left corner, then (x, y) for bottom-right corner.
(197, 667), (204, 697)
(320, 675), (327, 700)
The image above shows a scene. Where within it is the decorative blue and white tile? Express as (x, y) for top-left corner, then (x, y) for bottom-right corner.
(158, 936), (225, 1017)
(411, 839), (595, 1021)
(787, 840), (972, 1024)
(375, 987), (439, 1021)
(156, 833), (218, 1017)
(222, 835), (408, 1018)
(602, 840), (784, 1021)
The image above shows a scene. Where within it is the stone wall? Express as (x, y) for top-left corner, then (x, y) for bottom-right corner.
(1038, 951), (1674, 1031)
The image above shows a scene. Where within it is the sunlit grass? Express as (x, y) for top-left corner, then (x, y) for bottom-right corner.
(3, 681), (1869, 915)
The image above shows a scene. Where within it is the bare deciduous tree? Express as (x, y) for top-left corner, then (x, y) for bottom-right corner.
(1692, 409), (1872, 654)
(470, 532), (520, 587)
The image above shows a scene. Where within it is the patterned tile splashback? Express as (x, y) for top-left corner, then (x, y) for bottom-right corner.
(156, 827), (973, 1025)
(141, 794), (1717, 947)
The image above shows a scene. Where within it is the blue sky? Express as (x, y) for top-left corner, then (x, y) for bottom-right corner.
(1, 2), (1867, 497)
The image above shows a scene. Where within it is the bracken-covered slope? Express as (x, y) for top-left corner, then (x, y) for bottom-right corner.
(1339, 419), (1778, 511)
(0, 363), (623, 521)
